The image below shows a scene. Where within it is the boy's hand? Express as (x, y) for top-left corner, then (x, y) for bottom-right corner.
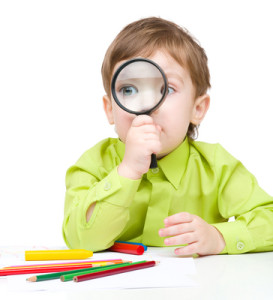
(118, 115), (162, 180)
(158, 212), (226, 256)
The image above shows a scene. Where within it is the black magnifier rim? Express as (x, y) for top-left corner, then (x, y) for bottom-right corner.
(111, 58), (168, 115)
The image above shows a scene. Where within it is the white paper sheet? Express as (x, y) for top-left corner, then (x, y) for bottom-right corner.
(3, 247), (196, 292)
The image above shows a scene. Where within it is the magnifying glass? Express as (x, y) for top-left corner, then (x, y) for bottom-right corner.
(111, 58), (168, 169)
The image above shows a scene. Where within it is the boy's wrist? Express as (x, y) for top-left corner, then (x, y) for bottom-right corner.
(211, 225), (226, 254)
(118, 163), (143, 180)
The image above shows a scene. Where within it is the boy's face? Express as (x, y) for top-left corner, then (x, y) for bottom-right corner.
(103, 50), (210, 158)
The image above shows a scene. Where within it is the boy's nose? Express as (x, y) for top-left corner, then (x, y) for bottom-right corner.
(150, 105), (161, 116)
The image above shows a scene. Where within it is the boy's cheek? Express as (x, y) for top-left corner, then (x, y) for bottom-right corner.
(114, 120), (133, 142)
(113, 112), (135, 141)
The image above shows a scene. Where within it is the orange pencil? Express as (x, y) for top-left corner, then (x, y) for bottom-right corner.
(4, 259), (124, 270)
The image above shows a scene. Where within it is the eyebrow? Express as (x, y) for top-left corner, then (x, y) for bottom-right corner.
(165, 71), (185, 84)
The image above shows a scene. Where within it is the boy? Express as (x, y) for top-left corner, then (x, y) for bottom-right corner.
(62, 17), (273, 256)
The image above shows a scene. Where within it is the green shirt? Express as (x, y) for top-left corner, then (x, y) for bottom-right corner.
(62, 137), (273, 254)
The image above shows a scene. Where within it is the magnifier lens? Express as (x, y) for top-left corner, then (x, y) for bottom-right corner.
(111, 58), (167, 169)
(112, 59), (167, 115)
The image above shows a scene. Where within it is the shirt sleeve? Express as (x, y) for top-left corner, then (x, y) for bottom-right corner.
(211, 144), (273, 254)
(62, 164), (141, 252)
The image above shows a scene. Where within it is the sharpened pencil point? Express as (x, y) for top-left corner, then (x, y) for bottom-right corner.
(26, 276), (37, 282)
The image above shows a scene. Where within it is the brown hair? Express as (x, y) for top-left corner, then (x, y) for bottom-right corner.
(101, 17), (211, 139)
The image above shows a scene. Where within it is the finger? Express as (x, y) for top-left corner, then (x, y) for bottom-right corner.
(131, 115), (154, 127)
(129, 125), (160, 139)
(163, 232), (196, 246)
(143, 134), (161, 142)
(174, 243), (198, 256)
(141, 127), (161, 136)
(164, 212), (193, 227)
(159, 222), (193, 237)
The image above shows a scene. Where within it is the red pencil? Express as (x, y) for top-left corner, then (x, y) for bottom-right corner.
(73, 261), (158, 282)
(109, 242), (145, 255)
(0, 264), (96, 276)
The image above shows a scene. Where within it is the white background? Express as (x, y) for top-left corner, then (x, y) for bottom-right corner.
(0, 0), (272, 247)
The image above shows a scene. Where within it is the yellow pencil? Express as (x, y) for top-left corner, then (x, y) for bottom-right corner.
(25, 249), (93, 261)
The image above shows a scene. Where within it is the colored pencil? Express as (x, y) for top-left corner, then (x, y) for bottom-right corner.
(60, 262), (135, 282)
(26, 263), (116, 282)
(116, 241), (148, 251)
(0, 264), (97, 276)
(25, 249), (93, 261)
(109, 242), (145, 255)
(73, 261), (158, 282)
(3, 263), (94, 271)
(6, 259), (124, 269)
(3, 261), (112, 271)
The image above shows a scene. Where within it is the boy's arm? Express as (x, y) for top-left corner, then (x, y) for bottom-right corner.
(212, 144), (273, 254)
(62, 165), (141, 252)
(63, 116), (160, 252)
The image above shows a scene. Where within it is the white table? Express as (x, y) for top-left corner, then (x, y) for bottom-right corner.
(1, 249), (272, 300)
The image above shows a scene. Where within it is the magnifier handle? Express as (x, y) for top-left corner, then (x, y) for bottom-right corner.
(150, 154), (158, 169)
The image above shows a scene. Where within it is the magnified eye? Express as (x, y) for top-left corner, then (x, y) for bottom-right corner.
(120, 86), (138, 96)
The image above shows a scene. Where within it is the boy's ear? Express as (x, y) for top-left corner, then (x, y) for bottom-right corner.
(103, 95), (114, 124)
(190, 94), (210, 125)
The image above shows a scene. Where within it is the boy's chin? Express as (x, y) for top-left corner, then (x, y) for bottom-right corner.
(157, 137), (187, 159)
(157, 151), (169, 159)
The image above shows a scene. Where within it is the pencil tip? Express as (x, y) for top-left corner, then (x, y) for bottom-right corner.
(26, 276), (36, 282)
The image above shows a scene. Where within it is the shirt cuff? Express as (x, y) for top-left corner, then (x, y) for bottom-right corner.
(212, 220), (256, 254)
(93, 166), (141, 207)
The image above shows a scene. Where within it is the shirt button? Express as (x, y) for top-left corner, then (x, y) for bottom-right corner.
(104, 181), (111, 191)
(236, 241), (245, 251)
(151, 167), (159, 174)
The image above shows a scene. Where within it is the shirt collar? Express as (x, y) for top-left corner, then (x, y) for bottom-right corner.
(158, 137), (190, 189)
(115, 137), (190, 189)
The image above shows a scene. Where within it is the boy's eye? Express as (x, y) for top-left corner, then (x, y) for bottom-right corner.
(168, 87), (175, 94)
(120, 86), (138, 96)
(161, 86), (175, 95)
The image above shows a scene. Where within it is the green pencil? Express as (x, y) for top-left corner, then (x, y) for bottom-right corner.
(26, 262), (126, 282)
(60, 260), (147, 282)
